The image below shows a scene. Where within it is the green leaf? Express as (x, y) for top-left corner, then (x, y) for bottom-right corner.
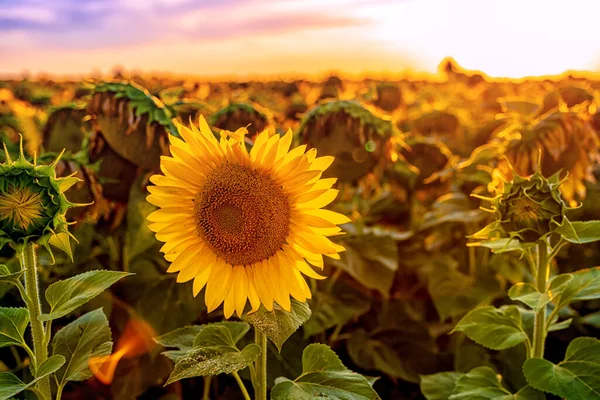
(508, 284), (550, 312)
(449, 367), (510, 399)
(581, 311), (600, 328)
(523, 337), (600, 400)
(270, 344), (381, 400)
(328, 234), (398, 297)
(0, 308), (29, 349)
(554, 267), (600, 310)
(0, 265), (24, 287)
(40, 270), (133, 321)
(555, 220), (600, 244)
(242, 299), (311, 351)
(451, 306), (528, 350)
(154, 326), (203, 350)
(476, 238), (529, 254)
(52, 308), (113, 386)
(420, 371), (464, 400)
(48, 232), (74, 261)
(548, 318), (572, 332)
(303, 288), (370, 338)
(0, 355), (65, 399)
(164, 324), (260, 384)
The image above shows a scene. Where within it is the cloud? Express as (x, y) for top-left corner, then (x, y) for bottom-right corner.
(0, 0), (370, 50)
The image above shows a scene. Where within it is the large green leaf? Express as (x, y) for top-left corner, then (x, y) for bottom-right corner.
(303, 288), (370, 338)
(451, 306), (528, 350)
(270, 344), (381, 400)
(0, 308), (29, 349)
(0, 355), (65, 399)
(327, 234), (398, 297)
(164, 323), (259, 385)
(555, 220), (600, 244)
(509, 274), (571, 312)
(449, 367), (511, 399)
(40, 270), (133, 321)
(52, 308), (113, 386)
(423, 256), (502, 321)
(420, 371), (464, 400)
(553, 267), (600, 310)
(242, 299), (311, 351)
(523, 337), (600, 400)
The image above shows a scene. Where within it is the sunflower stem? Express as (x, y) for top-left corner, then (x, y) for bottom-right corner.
(232, 371), (251, 400)
(20, 244), (51, 399)
(253, 330), (268, 400)
(532, 239), (549, 359)
(202, 376), (212, 400)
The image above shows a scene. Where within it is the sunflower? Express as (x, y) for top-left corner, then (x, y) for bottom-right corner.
(147, 116), (348, 318)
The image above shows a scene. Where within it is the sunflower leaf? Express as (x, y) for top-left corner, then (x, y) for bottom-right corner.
(450, 306), (528, 350)
(52, 308), (113, 386)
(271, 343), (381, 400)
(242, 299), (311, 352)
(0, 307), (29, 350)
(0, 265), (24, 287)
(523, 337), (600, 399)
(555, 220), (600, 244)
(420, 371), (464, 400)
(553, 267), (600, 310)
(448, 366), (545, 399)
(0, 356), (65, 399)
(40, 270), (133, 321)
(164, 325), (260, 385)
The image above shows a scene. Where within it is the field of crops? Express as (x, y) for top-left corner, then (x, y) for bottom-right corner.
(2, 59), (600, 400)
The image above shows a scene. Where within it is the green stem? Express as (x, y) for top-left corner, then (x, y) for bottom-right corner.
(55, 383), (64, 400)
(532, 239), (549, 358)
(232, 371), (251, 400)
(20, 244), (51, 399)
(253, 330), (268, 400)
(202, 376), (212, 400)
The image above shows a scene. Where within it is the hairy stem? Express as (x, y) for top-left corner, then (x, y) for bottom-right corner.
(20, 244), (51, 399)
(253, 330), (268, 400)
(532, 239), (549, 358)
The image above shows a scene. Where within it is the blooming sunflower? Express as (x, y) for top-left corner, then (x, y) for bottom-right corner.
(147, 116), (348, 318)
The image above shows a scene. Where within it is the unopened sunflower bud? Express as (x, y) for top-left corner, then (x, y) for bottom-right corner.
(0, 138), (82, 258)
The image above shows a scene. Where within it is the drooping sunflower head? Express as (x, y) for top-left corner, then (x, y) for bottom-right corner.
(0, 139), (81, 257)
(147, 116), (349, 318)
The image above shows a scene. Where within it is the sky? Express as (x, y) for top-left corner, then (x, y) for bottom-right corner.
(0, 0), (599, 79)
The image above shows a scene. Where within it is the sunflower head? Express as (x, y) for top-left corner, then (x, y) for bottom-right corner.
(147, 116), (349, 318)
(0, 138), (81, 257)
(210, 103), (271, 139)
(87, 81), (176, 171)
(298, 100), (393, 183)
(473, 161), (568, 243)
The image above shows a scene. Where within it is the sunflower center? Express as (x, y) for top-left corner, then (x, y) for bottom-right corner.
(194, 162), (290, 266)
(0, 185), (44, 231)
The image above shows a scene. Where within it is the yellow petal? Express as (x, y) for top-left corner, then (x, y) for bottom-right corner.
(205, 262), (233, 312)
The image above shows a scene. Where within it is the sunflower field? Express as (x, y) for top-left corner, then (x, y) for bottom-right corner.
(2, 60), (600, 400)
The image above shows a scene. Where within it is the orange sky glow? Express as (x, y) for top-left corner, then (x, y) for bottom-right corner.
(1, 0), (599, 80)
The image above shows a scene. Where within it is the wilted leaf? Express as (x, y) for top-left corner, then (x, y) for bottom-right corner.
(271, 344), (381, 400)
(524, 337), (600, 400)
(242, 299), (310, 351)
(40, 270), (132, 321)
(52, 308), (113, 385)
(451, 306), (528, 350)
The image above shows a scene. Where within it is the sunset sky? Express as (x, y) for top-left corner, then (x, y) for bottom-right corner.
(1, 0), (599, 79)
